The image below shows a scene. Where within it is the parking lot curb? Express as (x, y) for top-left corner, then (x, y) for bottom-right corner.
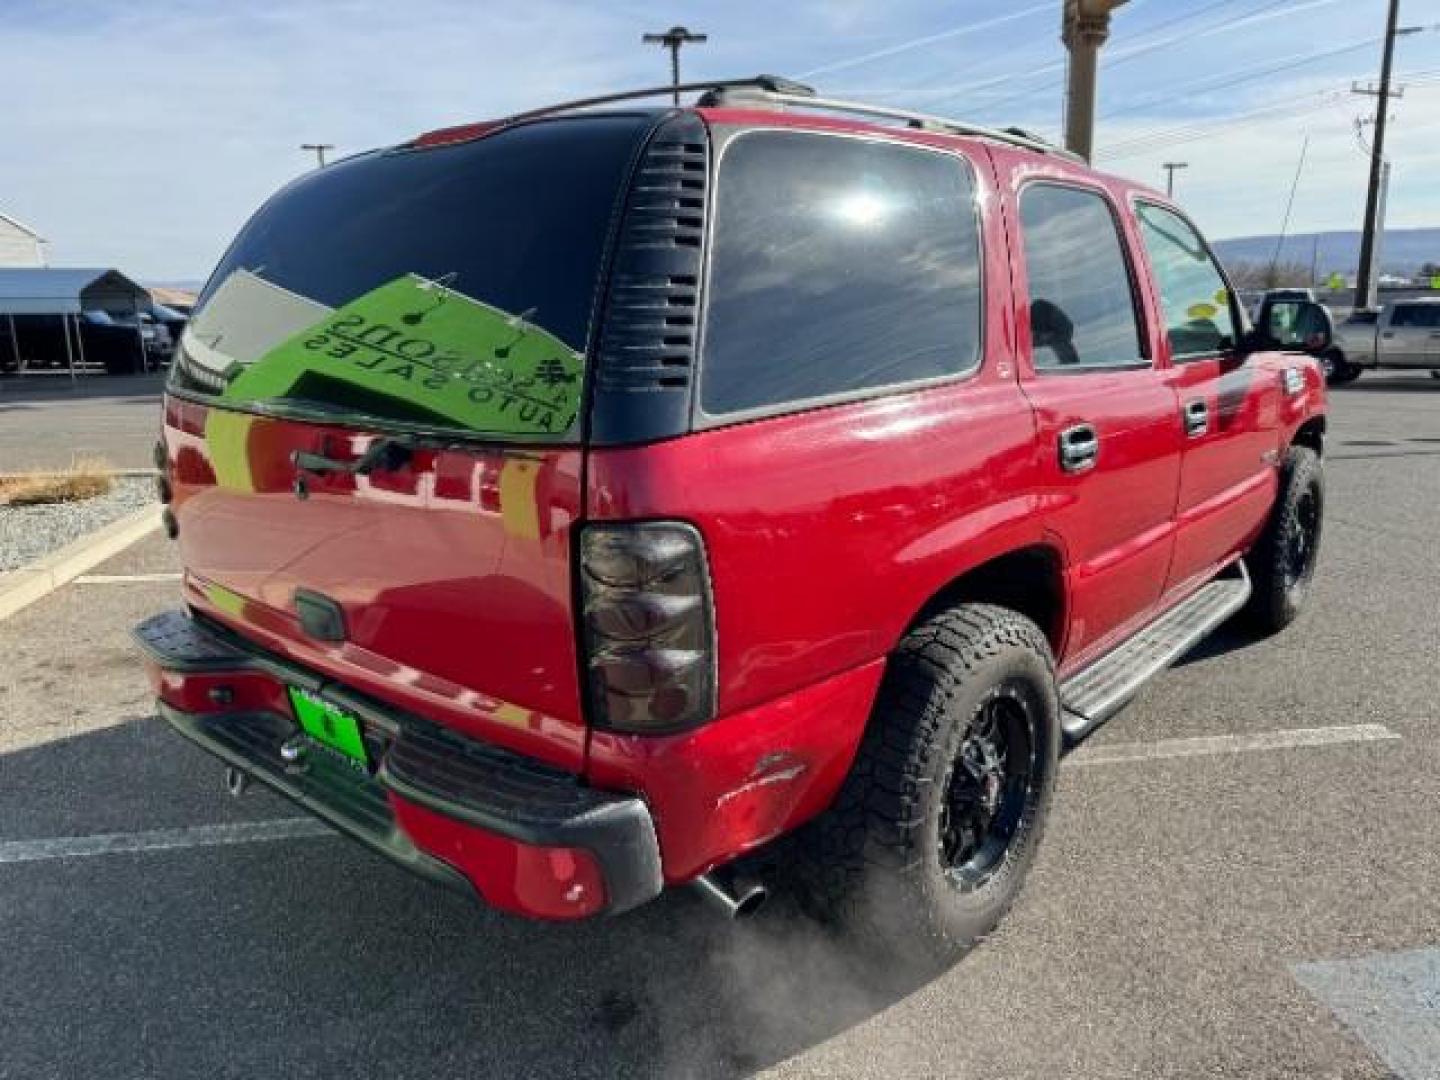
(0, 469), (158, 482)
(0, 505), (162, 622)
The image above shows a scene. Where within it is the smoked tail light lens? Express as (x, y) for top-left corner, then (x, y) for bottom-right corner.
(579, 522), (715, 733)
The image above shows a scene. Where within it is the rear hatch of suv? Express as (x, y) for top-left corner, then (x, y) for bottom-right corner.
(162, 114), (659, 771)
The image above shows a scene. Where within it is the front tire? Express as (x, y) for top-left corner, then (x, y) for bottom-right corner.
(1323, 350), (1361, 386)
(794, 604), (1060, 965)
(1244, 445), (1323, 634)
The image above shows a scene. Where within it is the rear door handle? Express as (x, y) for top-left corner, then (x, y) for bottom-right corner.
(1058, 423), (1099, 473)
(1183, 399), (1209, 437)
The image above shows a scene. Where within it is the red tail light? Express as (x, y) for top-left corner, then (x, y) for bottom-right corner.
(580, 523), (715, 733)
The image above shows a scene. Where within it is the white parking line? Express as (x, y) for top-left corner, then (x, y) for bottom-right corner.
(73, 572), (181, 584)
(0, 727), (1402, 867)
(0, 818), (333, 865)
(1071, 723), (1401, 766)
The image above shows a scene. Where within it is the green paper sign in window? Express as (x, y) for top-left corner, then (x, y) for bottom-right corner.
(223, 275), (584, 436)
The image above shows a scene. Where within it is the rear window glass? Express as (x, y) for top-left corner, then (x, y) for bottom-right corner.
(171, 115), (653, 440)
(701, 131), (982, 417)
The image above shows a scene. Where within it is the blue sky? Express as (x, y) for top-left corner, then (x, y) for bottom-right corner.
(1, 0), (1436, 280)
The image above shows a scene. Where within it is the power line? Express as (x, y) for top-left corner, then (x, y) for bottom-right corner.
(965, 0), (1346, 118)
(1095, 89), (1346, 160)
(796, 2), (1051, 80)
(1099, 36), (1382, 120)
(1097, 68), (1440, 161)
(874, 0), (1243, 109)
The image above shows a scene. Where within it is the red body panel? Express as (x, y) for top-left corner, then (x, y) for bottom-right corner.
(1162, 357), (1282, 592)
(587, 660), (886, 882)
(163, 395), (588, 772)
(389, 796), (606, 920)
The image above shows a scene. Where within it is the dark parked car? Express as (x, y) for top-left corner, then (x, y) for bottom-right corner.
(79, 310), (146, 374)
(150, 303), (188, 356)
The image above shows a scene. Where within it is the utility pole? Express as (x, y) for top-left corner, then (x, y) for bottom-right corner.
(642, 26), (708, 104)
(1353, 0), (1412, 310)
(300, 143), (334, 169)
(1062, 0), (1129, 162)
(1162, 162), (1188, 197)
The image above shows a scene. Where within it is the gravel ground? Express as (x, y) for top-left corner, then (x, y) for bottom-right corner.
(0, 477), (155, 571)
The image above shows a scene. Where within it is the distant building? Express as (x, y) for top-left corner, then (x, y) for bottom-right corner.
(149, 286), (198, 313)
(0, 210), (47, 268)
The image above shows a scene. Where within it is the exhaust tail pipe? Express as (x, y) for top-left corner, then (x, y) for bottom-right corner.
(691, 870), (768, 919)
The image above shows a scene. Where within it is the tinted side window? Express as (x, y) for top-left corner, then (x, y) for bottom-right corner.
(1391, 304), (1440, 328)
(1019, 184), (1144, 370)
(701, 132), (982, 416)
(1135, 202), (1238, 359)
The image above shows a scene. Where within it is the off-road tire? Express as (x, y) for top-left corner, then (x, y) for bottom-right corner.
(1323, 350), (1361, 386)
(1244, 445), (1323, 634)
(793, 604), (1060, 966)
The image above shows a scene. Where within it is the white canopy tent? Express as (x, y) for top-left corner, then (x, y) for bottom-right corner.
(0, 267), (151, 379)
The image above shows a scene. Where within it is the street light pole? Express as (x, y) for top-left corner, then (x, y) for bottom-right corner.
(300, 143), (335, 169)
(1062, 0), (1128, 162)
(1162, 162), (1188, 197)
(1354, 0), (1402, 311)
(642, 26), (708, 104)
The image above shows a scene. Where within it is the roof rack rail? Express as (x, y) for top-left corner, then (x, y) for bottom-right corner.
(497, 74), (1081, 163)
(499, 75), (815, 126)
(735, 90), (1083, 162)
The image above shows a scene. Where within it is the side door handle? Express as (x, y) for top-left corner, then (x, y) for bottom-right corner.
(1058, 423), (1099, 474)
(1182, 399), (1209, 437)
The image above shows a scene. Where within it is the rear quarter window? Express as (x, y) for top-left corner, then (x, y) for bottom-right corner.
(700, 130), (983, 418)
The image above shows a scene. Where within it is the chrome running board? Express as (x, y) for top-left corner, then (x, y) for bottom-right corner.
(1060, 564), (1252, 740)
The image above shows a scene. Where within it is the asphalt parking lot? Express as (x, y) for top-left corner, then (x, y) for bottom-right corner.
(0, 373), (164, 472)
(1, 374), (1438, 1079)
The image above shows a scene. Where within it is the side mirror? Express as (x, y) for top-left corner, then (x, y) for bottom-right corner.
(1253, 298), (1331, 354)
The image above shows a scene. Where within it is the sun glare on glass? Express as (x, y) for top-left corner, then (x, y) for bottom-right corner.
(831, 192), (889, 228)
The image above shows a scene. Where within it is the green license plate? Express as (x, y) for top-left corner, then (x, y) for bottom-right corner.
(288, 688), (368, 766)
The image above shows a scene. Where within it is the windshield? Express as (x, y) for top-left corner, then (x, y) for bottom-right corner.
(170, 114), (654, 440)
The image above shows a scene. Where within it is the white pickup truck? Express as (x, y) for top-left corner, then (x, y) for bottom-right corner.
(1328, 298), (1440, 384)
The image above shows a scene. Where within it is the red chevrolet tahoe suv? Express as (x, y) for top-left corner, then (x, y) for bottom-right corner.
(135, 76), (1328, 959)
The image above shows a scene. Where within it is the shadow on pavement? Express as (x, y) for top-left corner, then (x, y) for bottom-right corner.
(0, 719), (938, 1079)
(1169, 619), (1260, 670)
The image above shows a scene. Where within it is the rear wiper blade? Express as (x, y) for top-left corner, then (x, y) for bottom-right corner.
(291, 435), (416, 477)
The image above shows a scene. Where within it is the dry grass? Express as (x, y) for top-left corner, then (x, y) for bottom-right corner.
(0, 459), (115, 507)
